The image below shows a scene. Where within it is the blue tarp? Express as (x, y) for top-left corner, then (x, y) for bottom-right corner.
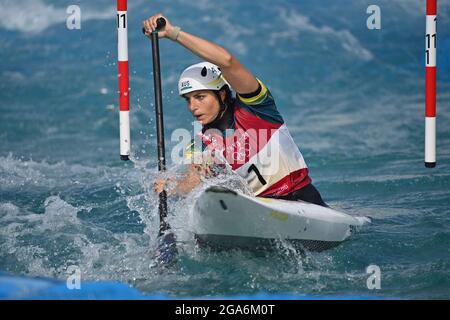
(0, 273), (381, 300)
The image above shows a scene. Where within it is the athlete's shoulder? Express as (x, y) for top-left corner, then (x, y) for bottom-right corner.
(235, 78), (283, 124)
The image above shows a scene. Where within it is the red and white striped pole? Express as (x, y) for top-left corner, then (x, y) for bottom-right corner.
(425, 0), (437, 168)
(117, 0), (131, 161)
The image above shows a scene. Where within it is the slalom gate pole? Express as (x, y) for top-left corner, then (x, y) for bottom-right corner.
(425, 0), (437, 168)
(117, 0), (131, 161)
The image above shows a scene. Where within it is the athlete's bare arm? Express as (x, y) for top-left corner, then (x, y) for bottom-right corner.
(154, 163), (214, 195)
(143, 14), (259, 95)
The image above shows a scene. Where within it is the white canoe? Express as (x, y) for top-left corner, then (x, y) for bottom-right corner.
(191, 186), (369, 251)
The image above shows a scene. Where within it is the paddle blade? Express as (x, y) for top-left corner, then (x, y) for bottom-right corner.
(154, 232), (178, 265)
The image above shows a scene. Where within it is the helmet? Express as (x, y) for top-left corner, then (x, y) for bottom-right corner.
(178, 62), (229, 96)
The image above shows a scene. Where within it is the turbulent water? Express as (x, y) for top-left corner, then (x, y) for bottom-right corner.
(1, 0), (450, 299)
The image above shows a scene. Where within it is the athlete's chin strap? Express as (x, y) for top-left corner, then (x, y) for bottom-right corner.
(208, 90), (228, 126)
(202, 89), (236, 133)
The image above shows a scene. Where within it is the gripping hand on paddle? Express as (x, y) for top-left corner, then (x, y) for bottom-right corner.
(143, 14), (173, 39)
(154, 178), (168, 194)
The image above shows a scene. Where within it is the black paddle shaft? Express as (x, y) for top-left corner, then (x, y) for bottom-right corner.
(150, 18), (169, 234)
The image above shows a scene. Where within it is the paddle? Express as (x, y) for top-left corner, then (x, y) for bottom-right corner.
(143, 17), (177, 265)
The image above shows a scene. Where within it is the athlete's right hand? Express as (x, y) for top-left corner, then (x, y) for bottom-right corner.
(142, 13), (174, 39)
